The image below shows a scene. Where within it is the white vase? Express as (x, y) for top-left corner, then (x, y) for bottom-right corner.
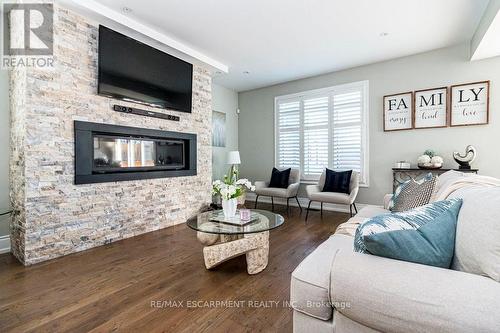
(222, 198), (238, 218)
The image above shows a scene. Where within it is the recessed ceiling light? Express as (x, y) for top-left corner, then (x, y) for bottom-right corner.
(243, 71), (250, 75)
(379, 32), (389, 37)
(122, 7), (133, 14)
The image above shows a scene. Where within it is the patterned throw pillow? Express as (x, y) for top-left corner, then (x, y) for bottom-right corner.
(354, 199), (463, 268)
(389, 173), (436, 212)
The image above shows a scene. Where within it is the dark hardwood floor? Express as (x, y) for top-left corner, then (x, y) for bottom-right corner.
(0, 203), (349, 333)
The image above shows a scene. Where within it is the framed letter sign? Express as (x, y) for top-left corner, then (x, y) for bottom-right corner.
(384, 92), (413, 131)
(414, 87), (448, 129)
(450, 81), (489, 127)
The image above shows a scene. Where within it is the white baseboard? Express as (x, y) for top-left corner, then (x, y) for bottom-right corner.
(245, 192), (373, 214)
(0, 235), (10, 254)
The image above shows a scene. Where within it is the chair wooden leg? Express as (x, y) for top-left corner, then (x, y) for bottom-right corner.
(320, 202), (323, 218)
(295, 196), (302, 212)
(254, 195), (259, 209)
(353, 203), (358, 214)
(305, 201), (312, 221)
(271, 197), (274, 212)
(349, 204), (353, 217)
(286, 197), (290, 215)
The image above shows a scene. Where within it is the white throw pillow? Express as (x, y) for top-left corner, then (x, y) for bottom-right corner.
(449, 186), (500, 282)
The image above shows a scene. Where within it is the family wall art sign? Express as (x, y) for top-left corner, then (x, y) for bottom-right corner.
(383, 81), (490, 132)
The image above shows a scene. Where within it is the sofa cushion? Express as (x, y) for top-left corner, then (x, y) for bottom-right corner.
(255, 187), (288, 197)
(449, 186), (500, 281)
(330, 250), (500, 333)
(356, 206), (388, 218)
(335, 216), (369, 237)
(308, 191), (350, 205)
(334, 206), (388, 237)
(291, 234), (353, 320)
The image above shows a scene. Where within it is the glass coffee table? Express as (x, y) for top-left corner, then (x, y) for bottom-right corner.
(187, 209), (284, 274)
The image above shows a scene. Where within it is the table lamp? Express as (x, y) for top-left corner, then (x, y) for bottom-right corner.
(227, 151), (241, 182)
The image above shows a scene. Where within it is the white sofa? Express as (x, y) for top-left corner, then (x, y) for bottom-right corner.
(290, 172), (500, 333)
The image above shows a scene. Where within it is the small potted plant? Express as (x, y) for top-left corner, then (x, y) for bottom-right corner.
(213, 175), (255, 218)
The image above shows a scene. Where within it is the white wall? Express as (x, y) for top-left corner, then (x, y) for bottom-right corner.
(211, 83), (239, 181)
(238, 43), (500, 205)
(0, 69), (10, 237)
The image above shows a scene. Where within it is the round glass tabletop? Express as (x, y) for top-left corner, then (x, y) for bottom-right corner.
(186, 209), (284, 235)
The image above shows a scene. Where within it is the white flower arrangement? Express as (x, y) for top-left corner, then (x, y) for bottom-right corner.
(212, 177), (255, 200)
(417, 155), (431, 164)
(431, 156), (444, 165)
(417, 150), (443, 169)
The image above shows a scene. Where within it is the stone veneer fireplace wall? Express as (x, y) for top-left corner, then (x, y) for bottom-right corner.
(9, 6), (212, 265)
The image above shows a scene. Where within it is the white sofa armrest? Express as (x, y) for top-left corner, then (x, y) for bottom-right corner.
(383, 193), (392, 210)
(330, 251), (500, 333)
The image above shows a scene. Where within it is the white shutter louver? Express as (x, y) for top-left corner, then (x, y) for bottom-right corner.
(303, 96), (329, 179)
(276, 100), (300, 169)
(332, 90), (363, 178)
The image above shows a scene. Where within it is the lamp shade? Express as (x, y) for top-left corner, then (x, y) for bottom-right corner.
(227, 151), (241, 165)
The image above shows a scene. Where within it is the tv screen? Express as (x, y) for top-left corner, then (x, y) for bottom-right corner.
(98, 25), (193, 113)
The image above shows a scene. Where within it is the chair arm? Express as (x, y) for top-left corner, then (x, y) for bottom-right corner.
(330, 251), (500, 333)
(305, 184), (321, 197)
(254, 181), (269, 190)
(348, 186), (359, 205)
(383, 194), (393, 210)
(286, 182), (300, 197)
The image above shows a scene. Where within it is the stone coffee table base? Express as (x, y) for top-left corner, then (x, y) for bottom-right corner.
(197, 231), (269, 275)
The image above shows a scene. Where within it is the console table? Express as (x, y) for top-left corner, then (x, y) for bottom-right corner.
(392, 168), (478, 192)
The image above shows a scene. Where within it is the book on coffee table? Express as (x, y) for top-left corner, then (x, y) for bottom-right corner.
(209, 211), (259, 226)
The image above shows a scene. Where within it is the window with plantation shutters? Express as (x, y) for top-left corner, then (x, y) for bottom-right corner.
(275, 81), (369, 185)
(276, 99), (300, 170)
(303, 95), (329, 179)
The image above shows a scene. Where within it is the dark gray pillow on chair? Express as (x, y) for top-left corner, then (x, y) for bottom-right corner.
(322, 169), (352, 194)
(269, 167), (291, 188)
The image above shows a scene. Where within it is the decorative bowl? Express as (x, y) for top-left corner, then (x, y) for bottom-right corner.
(418, 163), (442, 170)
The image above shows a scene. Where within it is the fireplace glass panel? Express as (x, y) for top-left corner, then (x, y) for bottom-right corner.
(93, 135), (185, 172)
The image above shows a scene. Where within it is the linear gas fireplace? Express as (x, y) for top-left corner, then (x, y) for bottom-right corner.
(74, 121), (197, 184)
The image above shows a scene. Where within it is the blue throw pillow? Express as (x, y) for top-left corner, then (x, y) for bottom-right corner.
(354, 199), (463, 268)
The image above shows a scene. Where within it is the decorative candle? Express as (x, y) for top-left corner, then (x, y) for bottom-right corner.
(240, 209), (251, 221)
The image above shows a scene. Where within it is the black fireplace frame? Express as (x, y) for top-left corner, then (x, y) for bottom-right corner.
(74, 121), (197, 184)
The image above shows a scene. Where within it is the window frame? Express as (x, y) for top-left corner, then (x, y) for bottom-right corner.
(274, 80), (369, 187)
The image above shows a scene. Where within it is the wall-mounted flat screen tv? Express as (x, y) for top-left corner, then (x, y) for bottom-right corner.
(98, 25), (193, 113)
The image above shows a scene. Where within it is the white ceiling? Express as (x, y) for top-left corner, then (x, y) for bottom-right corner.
(95, 0), (489, 92)
(471, 0), (500, 60)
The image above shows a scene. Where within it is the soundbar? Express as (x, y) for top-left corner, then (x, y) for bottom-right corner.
(112, 104), (180, 121)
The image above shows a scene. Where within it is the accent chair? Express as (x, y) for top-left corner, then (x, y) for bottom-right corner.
(254, 168), (302, 213)
(305, 170), (360, 220)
